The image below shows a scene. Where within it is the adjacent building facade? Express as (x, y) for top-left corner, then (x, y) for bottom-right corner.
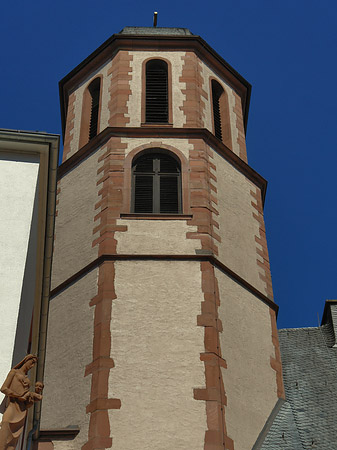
(35, 27), (284, 450)
(0, 129), (59, 448)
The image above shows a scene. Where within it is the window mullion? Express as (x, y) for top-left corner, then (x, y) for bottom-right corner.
(177, 173), (182, 213)
(153, 173), (160, 213)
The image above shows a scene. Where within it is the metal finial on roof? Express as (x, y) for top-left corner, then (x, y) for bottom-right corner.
(153, 11), (158, 27)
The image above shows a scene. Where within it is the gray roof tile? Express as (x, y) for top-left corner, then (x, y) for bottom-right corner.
(260, 401), (303, 449)
(259, 323), (337, 449)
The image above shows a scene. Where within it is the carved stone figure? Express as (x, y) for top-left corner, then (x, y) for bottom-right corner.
(0, 354), (43, 450)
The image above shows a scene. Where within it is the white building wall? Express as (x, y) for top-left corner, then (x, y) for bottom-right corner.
(0, 152), (39, 417)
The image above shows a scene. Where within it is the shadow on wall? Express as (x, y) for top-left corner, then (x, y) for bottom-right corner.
(11, 179), (39, 368)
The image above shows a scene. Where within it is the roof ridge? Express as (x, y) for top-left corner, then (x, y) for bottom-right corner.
(279, 326), (322, 331)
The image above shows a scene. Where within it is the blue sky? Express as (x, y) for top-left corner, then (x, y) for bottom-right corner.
(1, 0), (336, 329)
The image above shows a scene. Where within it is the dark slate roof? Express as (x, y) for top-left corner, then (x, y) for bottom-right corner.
(258, 321), (337, 449)
(119, 27), (193, 36)
(259, 401), (302, 449)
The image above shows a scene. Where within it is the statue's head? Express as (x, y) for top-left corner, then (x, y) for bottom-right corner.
(35, 381), (44, 394)
(13, 354), (38, 372)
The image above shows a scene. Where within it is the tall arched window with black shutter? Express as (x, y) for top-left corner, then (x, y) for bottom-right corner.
(211, 79), (232, 148)
(132, 152), (181, 214)
(88, 78), (101, 140)
(79, 77), (102, 148)
(145, 60), (168, 123)
(211, 80), (224, 141)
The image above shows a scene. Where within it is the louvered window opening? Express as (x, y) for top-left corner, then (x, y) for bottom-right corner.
(89, 79), (101, 141)
(132, 153), (181, 214)
(212, 80), (223, 141)
(146, 60), (168, 123)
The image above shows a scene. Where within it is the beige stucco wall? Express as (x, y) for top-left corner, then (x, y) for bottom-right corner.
(51, 147), (103, 289)
(127, 50), (186, 128)
(109, 260), (206, 449)
(116, 219), (198, 254)
(213, 150), (266, 293)
(200, 61), (239, 156)
(52, 136), (196, 290)
(217, 269), (277, 450)
(41, 269), (97, 448)
(69, 60), (113, 156)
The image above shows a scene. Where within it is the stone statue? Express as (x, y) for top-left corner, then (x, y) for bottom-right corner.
(0, 354), (43, 450)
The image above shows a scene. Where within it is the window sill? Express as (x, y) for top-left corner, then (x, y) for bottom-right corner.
(120, 213), (192, 220)
(141, 123), (173, 127)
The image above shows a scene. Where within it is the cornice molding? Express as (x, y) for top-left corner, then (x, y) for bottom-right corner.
(50, 254), (278, 315)
(57, 126), (267, 204)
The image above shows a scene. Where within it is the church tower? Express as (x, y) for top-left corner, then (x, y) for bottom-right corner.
(38, 27), (284, 450)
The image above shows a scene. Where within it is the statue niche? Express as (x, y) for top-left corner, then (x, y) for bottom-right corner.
(0, 354), (43, 450)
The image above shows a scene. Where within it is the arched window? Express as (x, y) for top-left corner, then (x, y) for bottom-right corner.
(88, 78), (101, 140)
(132, 152), (181, 214)
(211, 79), (232, 148)
(79, 77), (102, 148)
(145, 60), (168, 123)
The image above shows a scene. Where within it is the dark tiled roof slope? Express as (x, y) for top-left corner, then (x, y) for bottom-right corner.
(260, 323), (337, 449)
(260, 401), (302, 449)
(119, 27), (193, 36)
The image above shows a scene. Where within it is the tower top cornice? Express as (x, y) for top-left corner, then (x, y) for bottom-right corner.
(59, 27), (251, 137)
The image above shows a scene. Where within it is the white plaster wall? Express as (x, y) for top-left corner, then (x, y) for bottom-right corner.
(41, 269), (97, 448)
(127, 51), (186, 127)
(51, 147), (104, 289)
(116, 219), (198, 254)
(200, 61), (239, 156)
(213, 150), (266, 293)
(109, 260), (206, 449)
(69, 60), (113, 155)
(122, 137), (193, 160)
(0, 154), (39, 415)
(217, 270), (277, 450)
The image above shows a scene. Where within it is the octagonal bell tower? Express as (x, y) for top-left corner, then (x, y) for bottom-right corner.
(38, 27), (284, 450)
